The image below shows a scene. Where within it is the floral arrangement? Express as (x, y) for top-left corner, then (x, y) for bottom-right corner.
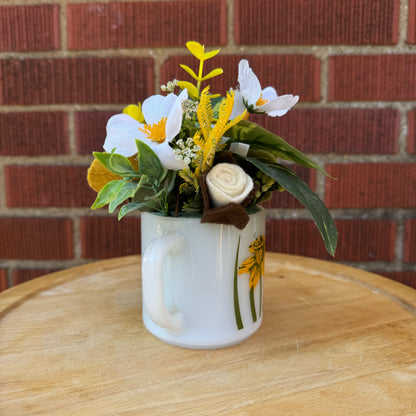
(87, 42), (337, 256)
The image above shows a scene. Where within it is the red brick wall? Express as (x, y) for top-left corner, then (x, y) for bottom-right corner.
(0, 0), (415, 290)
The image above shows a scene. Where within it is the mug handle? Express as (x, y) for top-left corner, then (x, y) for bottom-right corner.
(142, 233), (185, 332)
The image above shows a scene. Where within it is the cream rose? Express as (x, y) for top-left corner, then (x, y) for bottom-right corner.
(206, 163), (253, 207)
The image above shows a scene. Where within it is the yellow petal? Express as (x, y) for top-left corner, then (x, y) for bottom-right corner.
(177, 81), (199, 100)
(180, 64), (198, 80)
(201, 67), (223, 81)
(87, 159), (122, 192)
(123, 103), (145, 123)
(203, 49), (221, 60)
(186, 41), (205, 60)
(87, 156), (139, 192)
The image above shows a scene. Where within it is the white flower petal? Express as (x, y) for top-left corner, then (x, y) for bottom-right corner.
(142, 93), (178, 124)
(103, 114), (144, 157)
(155, 142), (185, 171)
(261, 86), (278, 102)
(230, 90), (247, 119)
(238, 60), (262, 106)
(165, 89), (187, 142)
(257, 94), (299, 117)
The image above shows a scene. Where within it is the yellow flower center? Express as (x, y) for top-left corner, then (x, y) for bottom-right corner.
(255, 94), (268, 106)
(138, 118), (167, 143)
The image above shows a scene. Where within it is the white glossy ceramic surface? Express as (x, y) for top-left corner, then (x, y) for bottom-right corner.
(141, 208), (266, 349)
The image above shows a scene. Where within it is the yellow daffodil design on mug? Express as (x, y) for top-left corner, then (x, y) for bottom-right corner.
(234, 235), (265, 329)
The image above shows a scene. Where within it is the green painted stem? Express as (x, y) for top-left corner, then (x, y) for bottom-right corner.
(259, 275), (263, 317)
(250, 287), (257, 323)
(233, 237), (244, 330)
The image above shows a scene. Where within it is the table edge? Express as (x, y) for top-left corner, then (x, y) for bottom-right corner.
(1, 254), (415, 319)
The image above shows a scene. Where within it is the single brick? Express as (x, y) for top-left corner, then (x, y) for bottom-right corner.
(408, 0), (416, 44)
(325, 163), (416, 208)
(0, 269), (8, 292)
(0, 112), (69, 156)
(0, 57), (154, 105)
(377, 271), (416, 289)
(12, 268), (60, 286)
(251, 108), (400, 154)
(328, 55), (416, 101)
(235, 0), (399, 45)
(408, 109), (416, 154)
(75, 110), (119, 155)
(161, 54), (320, 102)
(81, 216), (141, 259)
(0, 5), (60, 51)
(0, 218), (74, 260)
(261, 165), (316, 209)
(67, 0), (227, 50)
(404, 219), (416, 262)
(5, 165), (96, 208)
(266, 218), (396, 261)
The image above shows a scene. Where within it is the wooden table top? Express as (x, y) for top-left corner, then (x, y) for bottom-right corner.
(1, 253), (415, 415)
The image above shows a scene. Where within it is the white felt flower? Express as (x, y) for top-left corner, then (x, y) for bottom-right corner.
(206, 163), (253, 207)
(231, 59), (299, 118)
(103, 89), (188, 170)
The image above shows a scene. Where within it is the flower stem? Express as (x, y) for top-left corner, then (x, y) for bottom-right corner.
(196, 58), (204, 94)
(259, 274), (263, 317)
(250, 286), (257, 323)
(234, 237), (243, 330)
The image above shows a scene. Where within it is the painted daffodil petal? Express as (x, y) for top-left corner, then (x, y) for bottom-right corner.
(258, 94), (299, 117)
(238, 59), (262, 106)
(165, 89), (188, 142)
(142, 93), (178, 125)
(103, 114), (144, 157)
(155, 142), (185, 171)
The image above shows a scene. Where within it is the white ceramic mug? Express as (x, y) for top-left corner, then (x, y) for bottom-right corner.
(141, 208), (266, 349)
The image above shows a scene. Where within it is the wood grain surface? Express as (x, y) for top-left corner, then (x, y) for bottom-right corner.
(1, 254), (415, 415)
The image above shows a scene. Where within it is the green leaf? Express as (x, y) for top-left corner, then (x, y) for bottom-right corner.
(135, 140), (166, 184)
(93, 151), (137, 178)
(93, 152), (113, 172)
(91, 180), (125, 209)
(225, 120), (332, 178)
(109, 153), (137, 177)
(118, 201), (151, 220)
(108, 181), (138, 213)
(245, 157), (338, 256)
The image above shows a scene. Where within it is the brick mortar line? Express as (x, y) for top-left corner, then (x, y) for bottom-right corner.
(1, 258), (94, 273)
(338, 261), (416, 274)
(1, 102), (415, 112)
(0, 0), (178, 5)
(226, 0), (235, 49)
(0, 160), (5, 209)
(67, 110), (77, 155)
(0, 155), (94, 164)
(59, 0), (68, 52)
(73, 215), (82, 260)
(395, 211), (405, 266)
(2, 154), (416, 167)
(1, 46), (416, 61)
(0, 207), (415, 220)
(399, 0), (410, 45)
